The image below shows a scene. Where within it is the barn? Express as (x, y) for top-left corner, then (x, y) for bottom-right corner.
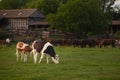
(110, 20), (120, 33)
(0, 9), (49, 36)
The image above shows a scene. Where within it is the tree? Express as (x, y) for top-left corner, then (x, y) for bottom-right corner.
(100, 0), (116, 12)
(47, 0), (109, 35)
(0, 0), (19, 9)
(109, 5), (120, 20)
(0, 0), (31, 9)
(25, 0), (61, 15)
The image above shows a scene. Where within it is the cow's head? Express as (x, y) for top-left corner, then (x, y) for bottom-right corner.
(53, 54), (59, 64)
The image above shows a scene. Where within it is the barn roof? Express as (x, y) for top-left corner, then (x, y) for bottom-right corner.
(0, 9), (45, 18)
(111, 20), (120, 25)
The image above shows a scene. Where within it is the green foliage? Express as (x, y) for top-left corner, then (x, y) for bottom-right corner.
(0, 0), (18, 9)
(100, 0), (116, 12)
(47, 0), (109, 35)
(114, 31), (120, 39)
(109, 9), (120, 20)
(25, 0), (61, 15)
(0, 0), (30, 9)
(0, 32), (13, 39)
(116, 31), (120, 35)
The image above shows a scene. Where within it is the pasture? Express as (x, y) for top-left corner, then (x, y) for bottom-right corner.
(0, 45), (120, 80)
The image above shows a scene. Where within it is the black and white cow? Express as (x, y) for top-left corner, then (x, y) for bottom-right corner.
(32, 40), (59, 64)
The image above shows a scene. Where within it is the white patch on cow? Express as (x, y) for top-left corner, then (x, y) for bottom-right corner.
(31, 41), (38, 64)
(41, 42), (52, 53)
(52, 56), (59, 64)
(55, 54), (59, 61)
(24, 54), (27, 62)
(33, 50), (38, 64)
(21, 43), (29, 49)
(32, 40), (37, 48)
(46, 54), (50, 64)
(6, 38), (11, 43)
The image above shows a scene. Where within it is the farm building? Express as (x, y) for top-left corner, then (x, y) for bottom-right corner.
(0, 9), (49, 37)
(109, 20), (120, 33)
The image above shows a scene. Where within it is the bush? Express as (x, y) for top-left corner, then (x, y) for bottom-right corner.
(114, 31), (120, 39)
(0, 32), (13, 39)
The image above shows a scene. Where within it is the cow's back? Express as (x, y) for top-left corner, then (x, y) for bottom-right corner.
(33, 40), (46, 53)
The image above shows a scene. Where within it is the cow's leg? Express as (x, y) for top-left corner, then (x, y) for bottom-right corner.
(46, 55), (49, 64)
(21, 53), (24, 61)
(16, 49), (19, 61)
(38, 52), (45, 63)
(33, 50), (38, 64)
(32, 49), (36, 63)
(34, 52), (38, 64)
(24, 54), (27, 62)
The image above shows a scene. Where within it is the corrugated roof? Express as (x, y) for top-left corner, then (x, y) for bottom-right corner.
(0, 9), (44, 18)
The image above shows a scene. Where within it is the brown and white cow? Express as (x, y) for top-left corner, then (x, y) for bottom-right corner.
(115, 39), (120, 47)
(99, 39), (116, 48)
(31, 40), (59, 64)
(0, 38), (12, 46)
(16, 42), (32, 62)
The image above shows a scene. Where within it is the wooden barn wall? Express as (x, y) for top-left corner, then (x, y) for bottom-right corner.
(7, 18), (28, 30)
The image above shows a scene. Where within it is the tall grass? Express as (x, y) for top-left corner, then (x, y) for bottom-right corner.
(0, 45), (120, 80)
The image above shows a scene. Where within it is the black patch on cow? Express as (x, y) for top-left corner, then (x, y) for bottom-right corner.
(44, 46), (56, 58)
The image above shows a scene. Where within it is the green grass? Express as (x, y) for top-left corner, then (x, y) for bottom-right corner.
(0, 45), (120, 80)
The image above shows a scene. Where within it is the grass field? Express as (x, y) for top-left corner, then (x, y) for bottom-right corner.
(0, 45), (120, 80)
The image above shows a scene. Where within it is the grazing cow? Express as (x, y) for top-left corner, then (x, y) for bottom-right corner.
(80, 39), (95, 48)
(32, 40), (59, 64)
(115, 39), (120, 47)
(94, 39), (102, 47)
(99, 39), (116, 48)
(16, 42), (32, 62)
(72, 39), (81, 47)
(0, 38), (12, 46)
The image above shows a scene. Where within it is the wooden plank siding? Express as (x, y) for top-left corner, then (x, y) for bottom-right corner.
(110, 20), (120, 33)
(7, 18), (28, 30)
